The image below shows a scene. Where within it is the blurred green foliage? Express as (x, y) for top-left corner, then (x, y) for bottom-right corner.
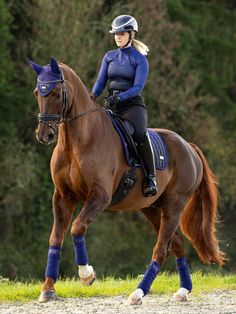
(0, 0), (235, 280)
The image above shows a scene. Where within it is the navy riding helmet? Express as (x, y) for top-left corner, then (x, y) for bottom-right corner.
(109, 15), (138, 34)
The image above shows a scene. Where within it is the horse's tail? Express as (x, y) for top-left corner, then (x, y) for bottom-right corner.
(180, 143), (226, 265)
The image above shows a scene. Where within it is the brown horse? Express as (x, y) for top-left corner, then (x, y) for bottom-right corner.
(29, 57), (225, 305)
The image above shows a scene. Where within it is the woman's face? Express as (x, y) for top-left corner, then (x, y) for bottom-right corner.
(114, 32), (130, 48)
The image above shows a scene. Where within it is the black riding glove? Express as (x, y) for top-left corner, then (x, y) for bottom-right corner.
(90, 92), (97, 101)
(105, 94), (120, 107)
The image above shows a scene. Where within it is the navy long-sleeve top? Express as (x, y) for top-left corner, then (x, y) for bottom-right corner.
(92, 46), (149, 101)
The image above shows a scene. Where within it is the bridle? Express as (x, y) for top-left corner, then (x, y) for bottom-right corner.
(37, 70), (101, 132)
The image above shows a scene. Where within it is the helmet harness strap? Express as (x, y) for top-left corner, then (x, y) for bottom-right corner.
(121, 31), (133, 48)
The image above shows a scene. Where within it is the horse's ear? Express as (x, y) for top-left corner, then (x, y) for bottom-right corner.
(27, 58), (43, 75)
(50, 57), (61, 75)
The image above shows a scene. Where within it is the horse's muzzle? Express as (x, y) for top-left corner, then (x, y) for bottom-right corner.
(35, 128), (56, 145)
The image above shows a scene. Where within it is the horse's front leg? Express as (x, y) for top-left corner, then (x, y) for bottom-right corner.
(71, 184), (110, 286)
(39, 190), (76, 303)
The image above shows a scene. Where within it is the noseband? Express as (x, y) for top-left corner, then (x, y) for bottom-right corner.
(37, 70), (101, 132)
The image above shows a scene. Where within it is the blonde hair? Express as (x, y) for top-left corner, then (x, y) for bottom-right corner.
(131, 32), (149, 55)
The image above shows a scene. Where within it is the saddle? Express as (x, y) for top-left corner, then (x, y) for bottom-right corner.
(106, 110), (168, 205)
(106, 110), (168, 170)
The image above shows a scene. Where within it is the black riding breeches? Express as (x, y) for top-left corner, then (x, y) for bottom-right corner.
(111, 96), (148, 144)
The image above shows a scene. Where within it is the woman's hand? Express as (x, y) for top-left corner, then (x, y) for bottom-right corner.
(90, 92), (97, 101)
(105, 94), (120, 106)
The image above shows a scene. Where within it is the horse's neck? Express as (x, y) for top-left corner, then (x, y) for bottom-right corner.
(57, 110), (103, 152)
(58, 66), (98, 148)
(68, 70), (95, 118)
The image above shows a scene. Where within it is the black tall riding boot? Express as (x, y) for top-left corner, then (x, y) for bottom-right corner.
(138, 132), (158, 197)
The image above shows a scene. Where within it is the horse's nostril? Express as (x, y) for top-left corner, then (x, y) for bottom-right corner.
(36, 132), (55, 144)
(48, 133), (54, 140)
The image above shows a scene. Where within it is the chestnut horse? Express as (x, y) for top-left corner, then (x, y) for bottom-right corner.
(29, 57), (225, 305)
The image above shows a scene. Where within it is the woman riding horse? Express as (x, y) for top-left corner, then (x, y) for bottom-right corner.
(28, 18), (225, 306)
(91, 15), (157, 197)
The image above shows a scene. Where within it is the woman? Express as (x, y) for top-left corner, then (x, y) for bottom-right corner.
(91, 15), (157, 197)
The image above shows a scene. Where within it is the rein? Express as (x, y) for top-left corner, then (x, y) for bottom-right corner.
(66, 106), (102, 122)
(37, 70), (102, 130)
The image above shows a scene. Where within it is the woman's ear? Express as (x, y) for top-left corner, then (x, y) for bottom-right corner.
(131, 31), (135, 39)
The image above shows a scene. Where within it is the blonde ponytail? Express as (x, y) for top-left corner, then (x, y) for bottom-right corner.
(132, 38), (149, 56)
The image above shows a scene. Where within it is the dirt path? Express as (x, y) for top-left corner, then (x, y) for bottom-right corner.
(0, 290), (235, 314)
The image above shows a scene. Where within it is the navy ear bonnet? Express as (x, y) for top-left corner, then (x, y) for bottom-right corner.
(28, 57), (63, 96)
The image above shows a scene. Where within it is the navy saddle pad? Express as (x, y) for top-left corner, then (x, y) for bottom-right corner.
(106, 111), (168, 170)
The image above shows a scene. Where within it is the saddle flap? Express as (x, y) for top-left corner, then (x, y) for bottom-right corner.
(124, 120), (134, 135)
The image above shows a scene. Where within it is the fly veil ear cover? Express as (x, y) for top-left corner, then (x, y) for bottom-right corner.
(27, 58), (44, 75)
(27, 57), (62, 96)
(50, 57), (61, 75)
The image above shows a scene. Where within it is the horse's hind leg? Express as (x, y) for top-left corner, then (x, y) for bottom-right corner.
(171, 232), (192, 302)
(127, 206), (162, 305)
(128, 196), (188, 305)
(39, 189), (76, 303)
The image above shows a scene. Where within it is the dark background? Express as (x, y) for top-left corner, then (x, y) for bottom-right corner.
(0, 0), (235, 280)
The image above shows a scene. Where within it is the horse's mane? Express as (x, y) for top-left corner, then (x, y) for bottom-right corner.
(59, 62), (78, 77)
(59, 62), (91, 98)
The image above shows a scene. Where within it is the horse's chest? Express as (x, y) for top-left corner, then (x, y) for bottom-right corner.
(64, 159), (82, 190)
(53, 158), (83, 196)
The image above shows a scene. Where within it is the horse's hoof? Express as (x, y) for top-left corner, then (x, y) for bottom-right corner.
(38, 290), (57, 303)
(173, 293), (187, 302)
(80, 271), (96, 286)
(173, 288), (189, 302)
(127, 289), (144, 305)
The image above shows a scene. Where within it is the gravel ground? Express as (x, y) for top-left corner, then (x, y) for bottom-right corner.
(0, 290), (235, 314)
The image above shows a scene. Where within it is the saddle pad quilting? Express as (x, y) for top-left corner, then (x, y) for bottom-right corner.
(147, 129), (168, 170)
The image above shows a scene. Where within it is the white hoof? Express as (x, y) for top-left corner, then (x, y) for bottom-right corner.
(127, 288), (144, 305)
(78, 265), (96, 286)
(173, 287), (189, 302)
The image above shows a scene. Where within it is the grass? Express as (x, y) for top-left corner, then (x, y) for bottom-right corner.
(0, 272), (235, 303)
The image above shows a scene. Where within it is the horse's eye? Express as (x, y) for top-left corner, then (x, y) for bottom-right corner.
(51, 92), (60, 99)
